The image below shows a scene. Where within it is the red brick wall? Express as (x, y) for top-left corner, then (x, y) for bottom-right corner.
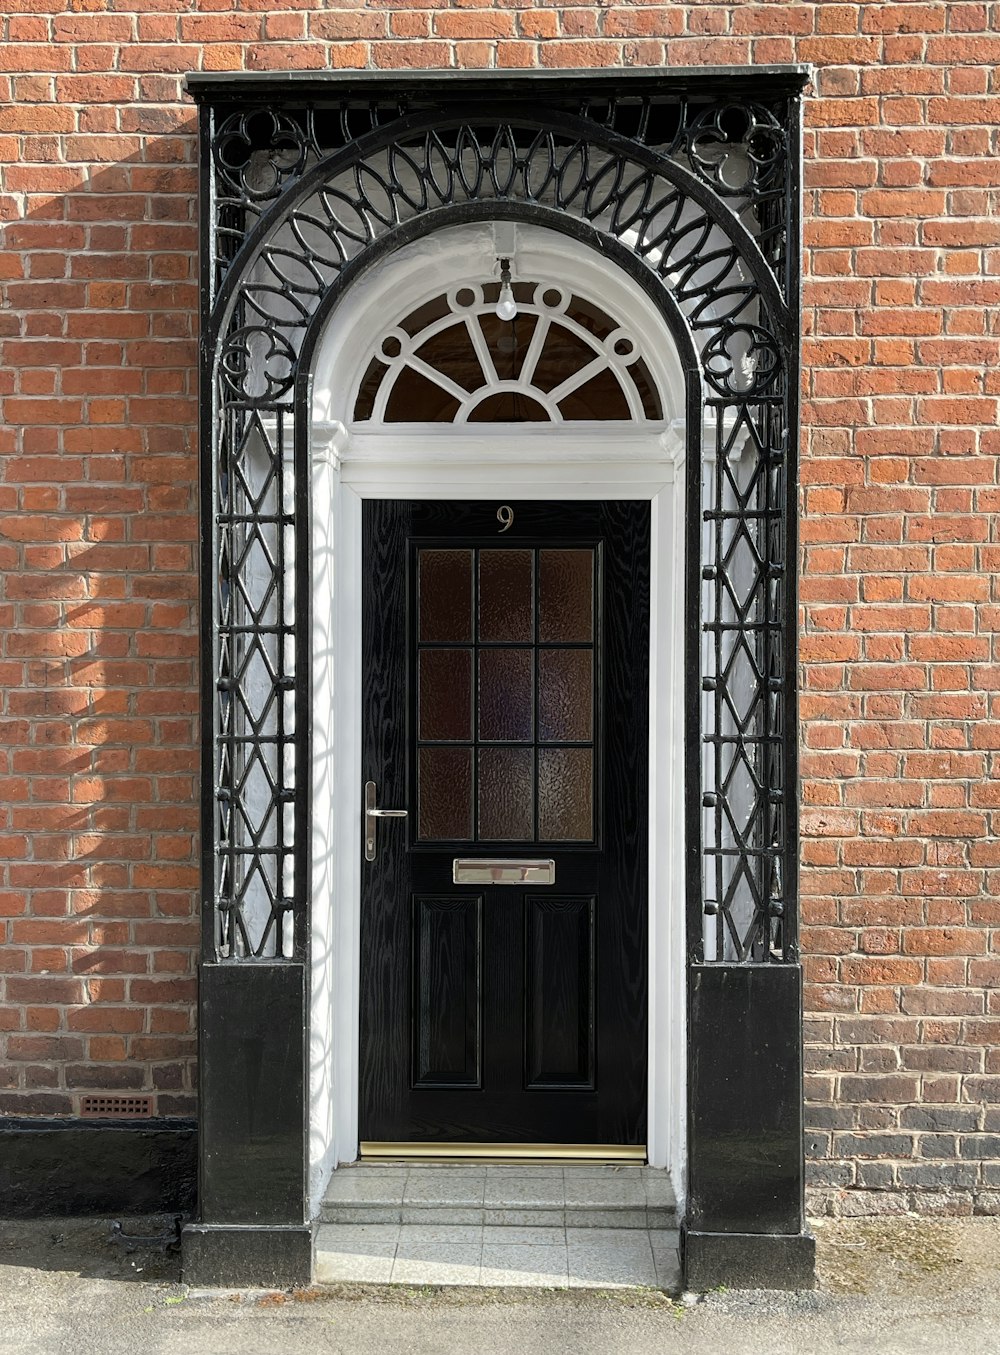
(1, 3), (997, 1207)
(0, 7), (202, 1115)
(793, 4), (1000, 1214)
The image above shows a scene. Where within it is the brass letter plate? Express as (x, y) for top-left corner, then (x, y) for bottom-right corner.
(452, 858), (555, 886)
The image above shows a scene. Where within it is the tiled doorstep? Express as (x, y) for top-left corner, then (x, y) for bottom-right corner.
(315, 1223), (681, 1291)
(320, 1164), (677, 1229)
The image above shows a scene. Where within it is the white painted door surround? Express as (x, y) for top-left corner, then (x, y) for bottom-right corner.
(307, 222), (688, 1213)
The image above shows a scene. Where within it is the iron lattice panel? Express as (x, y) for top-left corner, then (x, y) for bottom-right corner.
(194, 74), (803, 963)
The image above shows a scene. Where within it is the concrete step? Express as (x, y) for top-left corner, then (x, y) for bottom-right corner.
(319, 1163), (677, 1230)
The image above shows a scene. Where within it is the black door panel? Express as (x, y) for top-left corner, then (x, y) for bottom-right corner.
(360, 500), (649, 1145)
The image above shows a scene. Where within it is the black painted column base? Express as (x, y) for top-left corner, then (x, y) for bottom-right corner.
(182, 1223), (314, 1288)
(683, 1227), (816, 1291)
(0, 1118), (196, 1217)
(190, 961), (310, 1288)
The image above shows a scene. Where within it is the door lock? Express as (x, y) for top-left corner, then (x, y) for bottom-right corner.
(364, 780), (407, 862)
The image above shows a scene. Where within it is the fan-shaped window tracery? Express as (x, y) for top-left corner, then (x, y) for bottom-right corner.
(353, 281), (663, 424)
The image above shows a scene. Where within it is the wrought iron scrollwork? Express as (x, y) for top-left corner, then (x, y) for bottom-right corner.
(210, 114), (786, 409)
(685, 103), (785, 198)
(199, 82), (800, 964)
(215, 110), (310, 203)
(703, 325), (782, 398)
(210, 95), (791, 294)
(219, 326), (297, 402)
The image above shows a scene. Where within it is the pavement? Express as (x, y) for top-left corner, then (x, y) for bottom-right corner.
(2, 1213), (999, 1354)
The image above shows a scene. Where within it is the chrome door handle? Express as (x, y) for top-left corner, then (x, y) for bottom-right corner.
(364, 780), (408, 862)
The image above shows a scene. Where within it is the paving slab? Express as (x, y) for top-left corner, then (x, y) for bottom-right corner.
(5, 1216), (1000, 1355)
(480, 1242), (570, 1287)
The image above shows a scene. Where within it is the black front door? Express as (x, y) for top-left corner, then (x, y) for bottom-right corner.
(360, 500), (649, 1147)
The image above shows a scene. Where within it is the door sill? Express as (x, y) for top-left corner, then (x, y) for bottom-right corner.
(360, 1141), (646, 1162)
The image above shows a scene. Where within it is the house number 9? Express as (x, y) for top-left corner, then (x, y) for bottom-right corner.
(497, 505), (514, 533)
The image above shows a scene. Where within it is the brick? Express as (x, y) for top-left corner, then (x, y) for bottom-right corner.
(902, 929), (987, 956)
(840, 1076), (921, 1103)
(898, 1163), (979, 1189)
(66, 1007), (144, 1034)
(857, 1163), (896, 1189)
(807, 1162), (855, 1188)
(916, 1133), (959, 1158)
(904, 1046), (982, 1074)
(7, 1036), (85, 1061)
(902, 989), (983, 1017)
(834, 1133), (914, 1159)
(65, 1063), (146, 1090)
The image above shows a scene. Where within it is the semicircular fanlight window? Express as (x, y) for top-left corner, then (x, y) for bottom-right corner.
(353, 281), (663, 424)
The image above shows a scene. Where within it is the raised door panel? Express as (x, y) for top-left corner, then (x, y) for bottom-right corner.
(412, 895), (482, 1088)
(524, 895), (595, 1089)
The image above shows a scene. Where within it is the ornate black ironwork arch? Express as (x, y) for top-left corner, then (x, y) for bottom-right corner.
(208, 109), (790, 373)
(191, 71), (803, 969)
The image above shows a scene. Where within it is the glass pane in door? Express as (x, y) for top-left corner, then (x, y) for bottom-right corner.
(478, 747), (534, 840)
(419, 550), (473, 641)
(538, 649), (592, 742)
(418, 747), (473, 840)
(539, 549), (593, 642)
(479, 549), (533, 642)
(416, 543), (597, 844)
(538, 748), (593, 841)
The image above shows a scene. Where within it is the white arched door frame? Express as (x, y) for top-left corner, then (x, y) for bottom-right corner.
(307, 222), (687, 1210)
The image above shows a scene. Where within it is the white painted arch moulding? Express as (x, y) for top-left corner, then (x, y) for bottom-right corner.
(307, 221), (688, 1214)
(311, 221), (688, 486)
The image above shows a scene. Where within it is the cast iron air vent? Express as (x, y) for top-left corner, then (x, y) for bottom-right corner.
(80, 1095), (153, 1119)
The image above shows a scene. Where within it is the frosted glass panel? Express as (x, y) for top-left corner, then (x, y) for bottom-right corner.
(478, 747), (534, 840)
(538, 649), (592, 742)
(419, 550), (473, 642)
(418, 747), (473, 841)
(415, 544), (597, 844)
(419, 649), (473, 741)
(539, 549), (593, 642)
(479, 550), (533, 642)
(538, 748), (593, 841)
(478, 648), (533, 742)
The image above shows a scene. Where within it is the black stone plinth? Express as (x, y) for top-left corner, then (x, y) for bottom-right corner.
(182, 1223), (314, 1289)
(0, 1118), (196, 1217)
(198, 961), (307, 1225)
(687, 964), (805, 1236)
(683, 1228), (816, 1291)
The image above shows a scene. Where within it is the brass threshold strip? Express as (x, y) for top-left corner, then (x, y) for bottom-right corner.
(360, 1141), (646, 1163)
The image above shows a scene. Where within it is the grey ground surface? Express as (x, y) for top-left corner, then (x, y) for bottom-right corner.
(2, 1214), (999, 1354)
